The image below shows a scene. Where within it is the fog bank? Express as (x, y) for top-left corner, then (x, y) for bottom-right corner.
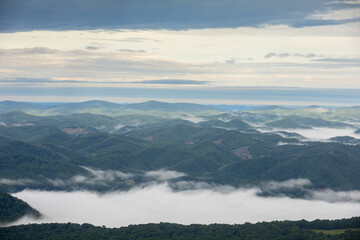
(12, 183), (360, 228)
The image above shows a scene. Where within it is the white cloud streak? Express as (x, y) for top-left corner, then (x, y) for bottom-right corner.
(145, 169), (186, 181)
(262, 178), (312, 190)
(0, 178), (36, 186)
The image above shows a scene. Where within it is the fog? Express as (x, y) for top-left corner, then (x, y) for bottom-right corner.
(145, 169), (186, 180)
(0, 178), (35, 186)
(288, 128), (360, 141)
(11, 183), (360, 228)
(173, 115), (205, 123)
(260, 127), (360, 142)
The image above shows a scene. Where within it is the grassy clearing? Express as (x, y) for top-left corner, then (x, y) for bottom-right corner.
(312, 228), (360, 235)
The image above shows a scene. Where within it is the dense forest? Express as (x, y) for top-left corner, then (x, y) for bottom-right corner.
(0, 101), (359, 194)
(0, 191), (40, 223)
(1, 217), (359, 240)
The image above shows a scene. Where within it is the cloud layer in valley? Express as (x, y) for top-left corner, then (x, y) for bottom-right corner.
(11, 183), (360, 228)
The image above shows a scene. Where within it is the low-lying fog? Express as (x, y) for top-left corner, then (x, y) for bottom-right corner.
(11, 182), (360, 228)
(261, 127), (360, 141)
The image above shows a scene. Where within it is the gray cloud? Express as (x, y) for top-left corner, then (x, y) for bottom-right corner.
(117, 49), (146, 53)
(136, 79), (211, 85)
(0, 0), (352, 32)
(265, 52), (276, 59)
(313, 58), (360, 63)
(265, 52), (318, 59)
(86, 46), (99, 50)
(311, 189), (360, 202)
(0, 47), (61, 55)
(278, 53), (291, 58)
(0, 78), (212, 86)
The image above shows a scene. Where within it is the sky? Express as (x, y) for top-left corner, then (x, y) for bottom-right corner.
(0, 0), (359, 104)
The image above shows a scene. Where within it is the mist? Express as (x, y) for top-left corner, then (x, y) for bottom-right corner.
(260, 127), (360, 142)
(288, 128), (360, 141)
(11, 183), (360, 228)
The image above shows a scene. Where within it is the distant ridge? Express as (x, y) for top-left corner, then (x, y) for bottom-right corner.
(0, 100), (220, 116)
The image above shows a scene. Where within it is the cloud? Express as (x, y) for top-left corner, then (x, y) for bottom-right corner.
(308, 8), (360, 20)
(277, 141), (307, 146)
(0, 47), (61, 55)
(136, 79), (211, 85)
(311, 189), (360, 202)
(313, 58), (360, 63)
(86, 46), (99, 50)
(0, 178), (36, 186)
(172, 114), (205, 123)
(259, 127), (360, 142)
(117, 49), (146, 53)
(278, 53), (291, 58)
(262, 178), (312, 190)
(11, 183), (360, 227)
(265, 52), (318, 59)
(0, 0), (345, 32)
(145, 169), (186, 181)
(46, 167), (134, 187)
(265, 52), (276, 58)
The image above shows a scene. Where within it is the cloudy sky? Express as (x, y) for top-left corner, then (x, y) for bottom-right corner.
(0, 0), (359, 104)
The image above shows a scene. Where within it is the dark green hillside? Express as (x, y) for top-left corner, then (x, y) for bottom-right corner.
(239, 112), (279, 122)
(285, 115), (352, 128)
(0, 141), (87, 180)
(197, 119), (251, 130)
(0, 111), (41, 125)
(0, 125), (63, 141)
(1, 217), (359, 240)
(128, 124), (227, 144)
(266, 118), (311, 129)
(0, 191), (40, 223)
(216, 143), (360, 190)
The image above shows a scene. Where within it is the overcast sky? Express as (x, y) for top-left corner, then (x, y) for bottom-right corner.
(0, 0), (359, 104)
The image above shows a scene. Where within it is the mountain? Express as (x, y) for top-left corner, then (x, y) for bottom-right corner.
(251, 105), (360, 122)
(266, 119), (311, 129)
(124, 100), (218, 112)
(216, 142), (360, 190)
(330, 136), (360, 145)
(0, 140), (88, 181)
(0, 100), (222, 117)
(0, 190), (41, 223)
(0, 101), (50, 113)
(197, 119), (251, 130)
(285, 115), (352, 128)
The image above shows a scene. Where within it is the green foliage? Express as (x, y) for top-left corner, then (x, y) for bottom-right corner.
(266, 118), (311, 129)
(0, 140), (88, 180)
(0, 190), (40, 223)
(1, 217), (360, 240)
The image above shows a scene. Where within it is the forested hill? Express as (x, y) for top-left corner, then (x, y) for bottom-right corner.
(1, 217), (359, 240)
(0, 191), (41, 224)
